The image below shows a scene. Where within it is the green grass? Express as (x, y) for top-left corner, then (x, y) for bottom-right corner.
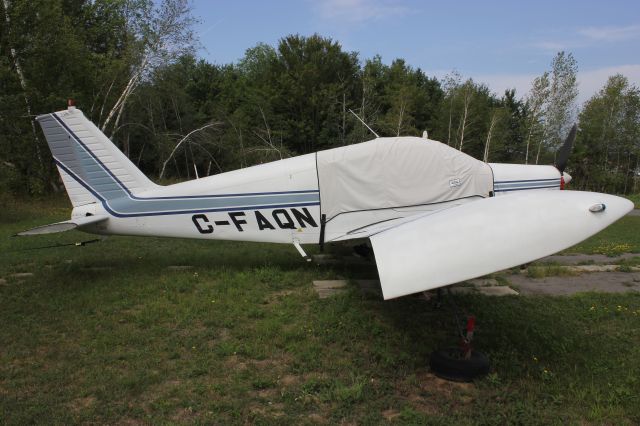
(618, 257), (640, 267)
(564, 216), (640, 255)
(526, 263), (575, 279)
(2, 197), (640, 425)
(625, 194), (640, 209)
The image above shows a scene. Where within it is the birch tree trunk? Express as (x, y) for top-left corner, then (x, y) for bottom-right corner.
(524, 124), (535, 164)
(396, 98), (406, 136)
(535, 127), (546, 164)
(101, 60), (146, 135)
(623, 152), (631, 194)
(101, 0), (197, 138)
(483, 112), (498, 162)
(159, 123), (217, 179)
(342, 92), (346, 145)
(535, 140), (542, 165)
(634, 156), (639, 193)
(523, 73), (550, 164)
(2, 0), (44, 174)
(446, 96), (453, 146)
(458, 87), (471, 152)
(361, 79), (367, 140)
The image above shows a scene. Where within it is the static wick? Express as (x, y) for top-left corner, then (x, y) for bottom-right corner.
(348, 109), (379, 138)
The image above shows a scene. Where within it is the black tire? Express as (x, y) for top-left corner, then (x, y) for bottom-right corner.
(429, 347), (490, 382)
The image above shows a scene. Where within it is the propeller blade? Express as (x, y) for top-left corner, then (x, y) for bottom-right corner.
(555, 124), (577, 174)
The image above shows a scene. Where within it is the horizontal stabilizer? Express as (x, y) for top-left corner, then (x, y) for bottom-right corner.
(370, 191), (633, 299)
(16, 215), (108, 236)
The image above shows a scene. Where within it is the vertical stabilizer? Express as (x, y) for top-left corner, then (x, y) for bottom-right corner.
(36, 107), (158, 207)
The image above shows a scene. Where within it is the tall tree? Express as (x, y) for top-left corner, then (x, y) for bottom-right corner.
(523, 72), (550, 164)
(457, 80), (474, 152)
(356, 55), (385, 141)
(1, 0), (43, 175)
(576, 75), (640, 193)
(270, 34), (359, 153)
(101, 0), (198, 138)
(0, 0), (133, 191)
(541, 51), (578, 163)
(483, 107), (506, 162)
(441, 71), (462, 146)
(499, 89), (526, 163)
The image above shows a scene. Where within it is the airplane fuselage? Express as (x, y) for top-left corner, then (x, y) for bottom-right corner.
(73, 152), (563, 246)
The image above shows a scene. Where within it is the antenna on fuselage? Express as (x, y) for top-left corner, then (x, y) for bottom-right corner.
(349, 109), (379, 138)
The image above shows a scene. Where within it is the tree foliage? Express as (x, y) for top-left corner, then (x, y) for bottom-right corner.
(574, 75), (640, 193)
(0, 2), (638, 195)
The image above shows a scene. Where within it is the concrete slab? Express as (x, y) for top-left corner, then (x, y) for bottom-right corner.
(508, 272), (640, 295)
(466, 278), (499, 287)
(313, 280), (348, 299)
(450, 285), (518, 296)
(10, 272), (33, 278)
(628, 209), (640, 216)
(313, 280), (348, 289)
(477, 286), (519, 296)
(167, 265), (193, 270)
(565, 265), (640, 273)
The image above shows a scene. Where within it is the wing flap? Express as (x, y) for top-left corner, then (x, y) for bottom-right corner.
(16, 215), (108, 236)
(370, 191), (633, 300)
(328, 215), (429, 242)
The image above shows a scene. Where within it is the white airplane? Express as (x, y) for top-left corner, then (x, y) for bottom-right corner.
(20, 104), (633, 299)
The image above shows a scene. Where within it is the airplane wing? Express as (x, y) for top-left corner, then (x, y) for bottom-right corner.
(16, 215), (108, 236)
(369, 191), (633, 300)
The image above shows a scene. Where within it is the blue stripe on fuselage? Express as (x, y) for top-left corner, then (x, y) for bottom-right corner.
(494, 185), (559, 192)
(51, 114), (319, 218)
(494, 177), (560, 193)
(494, 177), (560, 184)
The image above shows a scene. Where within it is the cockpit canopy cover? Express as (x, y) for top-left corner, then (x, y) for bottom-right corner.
(316, 137), (494, 220)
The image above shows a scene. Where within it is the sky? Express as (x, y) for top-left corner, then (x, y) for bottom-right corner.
(192, 0), (640, 105)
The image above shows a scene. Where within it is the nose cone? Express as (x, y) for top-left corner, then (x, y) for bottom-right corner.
(562, 172), (572, 184)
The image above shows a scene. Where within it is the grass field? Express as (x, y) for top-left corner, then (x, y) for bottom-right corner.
(1, 196), (640, 425)
(625, 193), (640, 209)
(565, 215), (640, 256)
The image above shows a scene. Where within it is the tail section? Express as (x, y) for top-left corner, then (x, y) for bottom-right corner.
(36, 106), (157, 207)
